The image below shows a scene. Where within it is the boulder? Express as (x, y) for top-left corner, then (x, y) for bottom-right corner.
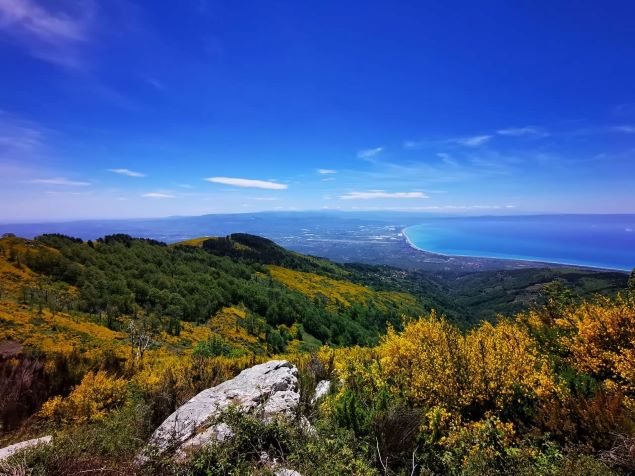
(0, 435), (52, 462)
(148, 360), (299, 453)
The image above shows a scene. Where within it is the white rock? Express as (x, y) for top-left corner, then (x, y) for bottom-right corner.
(0, 435), (52, 461)
(148, 360), (299, 453)
(311, 380), (331, 404)
(275, 469), (302, 476)
(176, 422), (234, 460)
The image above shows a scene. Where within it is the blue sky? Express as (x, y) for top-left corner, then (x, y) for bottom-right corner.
(1, 0), (635, 222)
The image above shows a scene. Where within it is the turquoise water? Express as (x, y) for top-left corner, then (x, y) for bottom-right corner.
(403, 215), (635, 271)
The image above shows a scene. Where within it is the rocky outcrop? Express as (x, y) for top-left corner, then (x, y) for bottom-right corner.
(0, 435), (52, 462)
(148, 360), (299, 453)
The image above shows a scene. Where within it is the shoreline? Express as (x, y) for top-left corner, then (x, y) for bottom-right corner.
(400, 226), (630, 273)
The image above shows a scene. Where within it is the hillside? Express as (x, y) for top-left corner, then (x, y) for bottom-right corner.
(1, 232), (633, 475)
(0, 233), (425, 433)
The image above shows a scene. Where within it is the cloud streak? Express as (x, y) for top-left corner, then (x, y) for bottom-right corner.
(357, 146), (384, 159)
(142, 192), (174, 199)
(205, 177), (288, 190)
(611, 125), (635, 134)
(455, 135), (492, 147)
(497, 126), (547, 137)
(108, 168), (146, 177)
(340, 191), (428, 200)
(0, 0), (93, 69)
(0, 111), (46, 152)
(29, 177), (90, 186)
(317, 168), (336, 174)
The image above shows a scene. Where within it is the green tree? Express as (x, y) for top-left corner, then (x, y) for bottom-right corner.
(541, 279), (575, 320)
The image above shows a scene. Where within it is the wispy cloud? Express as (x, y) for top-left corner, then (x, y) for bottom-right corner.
(205, 177), (288, 190)
(29, 177), (90, 186)
(436, 152), (459, 167)
(370, 204), (515, 211)
(0, 0), (93, 69)
(403, 140), (425, 150)
(611, 125), (635, 134)
(0, 110), (46, 152)
(145, 78), (165, 91)
(357, 146), (384, 159)
(340, 191), (428, 200)
(108, 168), (146, 177)
(497, 126), (548, 137)
(142, 192), (174, 199)
(317, 168), (336, 174)
(455, 135), (492, 147)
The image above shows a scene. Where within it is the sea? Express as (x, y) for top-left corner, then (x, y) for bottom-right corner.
(402, 214), (635, 271)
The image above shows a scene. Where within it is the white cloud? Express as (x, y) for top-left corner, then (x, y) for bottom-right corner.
(205, 177), (288, 190)
(0, 0), (93, 69)
(29, 177), (90, 186)
(317, 168), (336, 174)
(340, 191), (428, 200)
(108, 168), (145, 177)
(497, 126), (547, 137)
(456, 135), (492, 147)
(366, 204), (515, 211)
(357, 146), (384, 159)
(142, 192), (174, 199)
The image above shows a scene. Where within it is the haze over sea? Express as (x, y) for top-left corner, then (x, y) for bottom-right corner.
(403, 215), (635, 271)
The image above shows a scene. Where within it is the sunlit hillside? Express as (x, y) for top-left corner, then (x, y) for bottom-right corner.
(1, 233), (634, 475)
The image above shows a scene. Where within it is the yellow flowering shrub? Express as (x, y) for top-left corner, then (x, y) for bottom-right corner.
(39, 370), (128, 424)
(440, 416), (518, 472)
(464, 320), (556, 405)
(376, 313), (556, 412)
(555, 295), (635, 392)
(267, 265), (418, 311)
(379, 313), (465, 408)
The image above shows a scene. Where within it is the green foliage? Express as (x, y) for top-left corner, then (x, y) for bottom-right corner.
(1, 233), (633, 475)
(183, 409), (378, 476)
(541, 280), (576, 319)
(25, 233), (423, 347)
(6, 400), (153, 475)
(192, 335), (232, 358)
(187, 409), (296, 475)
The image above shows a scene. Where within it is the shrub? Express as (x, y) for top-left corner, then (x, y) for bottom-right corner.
(377, 313), (556, 418)
(39, 370), (128, 424)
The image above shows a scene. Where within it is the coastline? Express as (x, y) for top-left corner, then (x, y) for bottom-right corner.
(400, 226), (630, 273)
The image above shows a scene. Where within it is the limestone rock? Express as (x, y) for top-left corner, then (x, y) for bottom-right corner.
(148, 360), (299, 453)
(0, 436), (52, 462)
(275, 468), (302, 476)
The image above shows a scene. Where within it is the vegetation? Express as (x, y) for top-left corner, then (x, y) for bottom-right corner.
(0, 233), (633, 474)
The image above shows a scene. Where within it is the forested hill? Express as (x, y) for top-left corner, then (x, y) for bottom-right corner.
(1, 231), (633, 464)
(1, 232), (628, 348)
(0, 232), (426, 352)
